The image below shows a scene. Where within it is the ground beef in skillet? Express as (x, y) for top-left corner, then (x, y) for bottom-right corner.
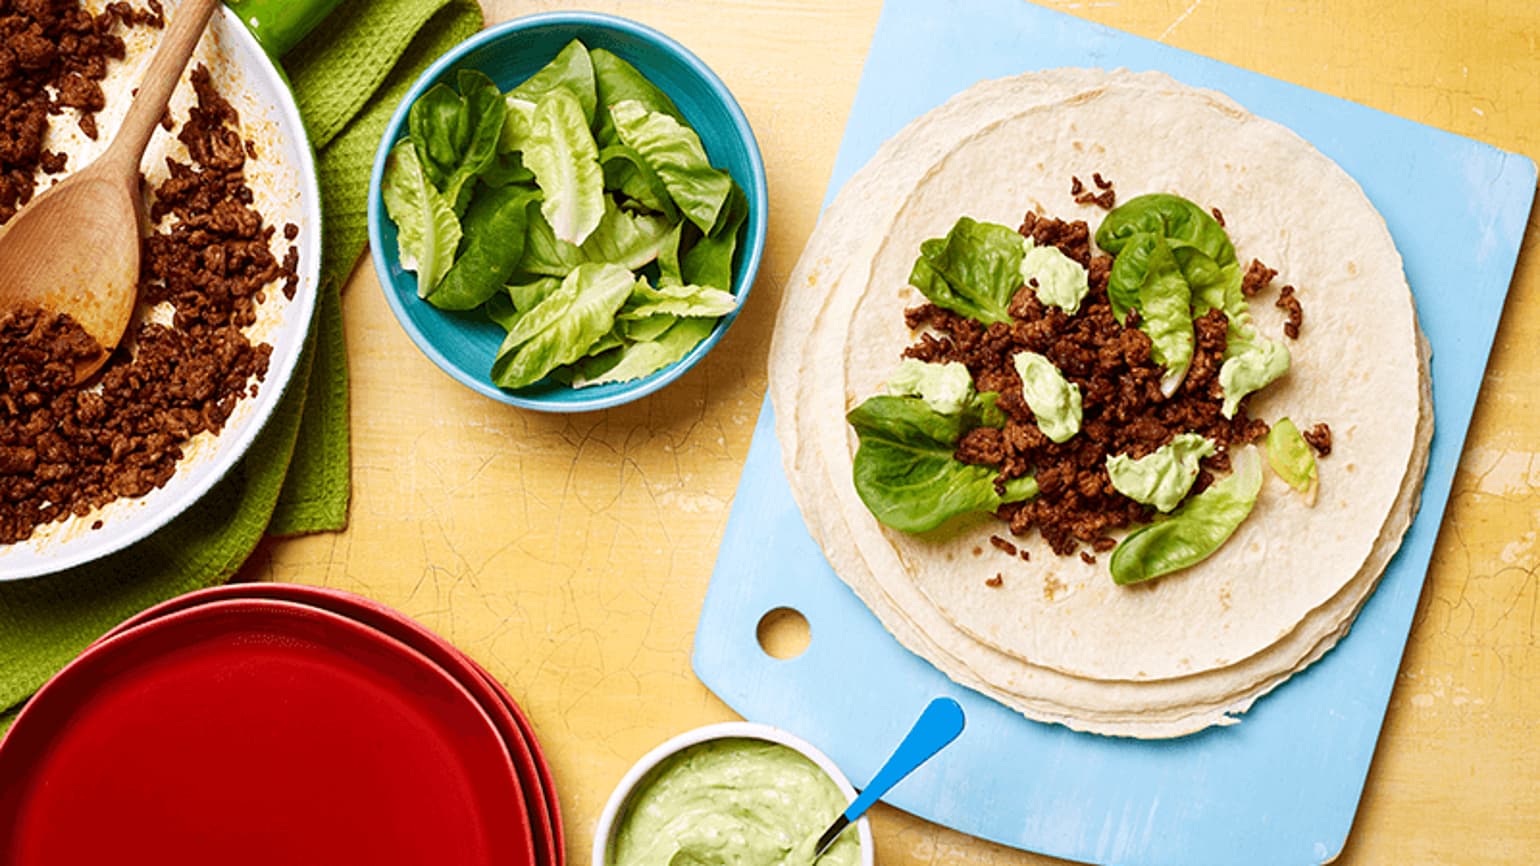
(0, 1), (163, 219)
(0, 54), (297, 545)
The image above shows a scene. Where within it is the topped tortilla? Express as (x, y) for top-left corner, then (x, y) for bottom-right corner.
(770, 70), (1431, 737)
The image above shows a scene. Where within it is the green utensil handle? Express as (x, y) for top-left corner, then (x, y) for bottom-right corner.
(226, 0), (344, 59)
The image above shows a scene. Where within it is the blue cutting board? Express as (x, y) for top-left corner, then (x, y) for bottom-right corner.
(693, 2), (1536, 864)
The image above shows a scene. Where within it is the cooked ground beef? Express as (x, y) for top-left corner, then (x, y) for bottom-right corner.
(1070, 174), (1116, 210)
(104, 1), (165, 28)
(1276, 284), (1302, 339)
(1303, 422), (1332, 457)
(1210, 207), (1225, 227)
(1240, 258), (1276, 297)
(0, 58), (290, 546)
(901, 211), (1270, 556)
(0, 1), (161, 221)
(989, 534), (1018, 556)
(986, 573), (1004, 588)
(1017, 210), (1091, 264)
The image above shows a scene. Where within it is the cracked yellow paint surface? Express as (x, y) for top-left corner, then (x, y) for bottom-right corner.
(249, 1), (1539, 863)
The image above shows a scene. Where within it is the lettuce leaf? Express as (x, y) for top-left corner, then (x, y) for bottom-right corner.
(518, 206), (588, 277)
(491, 263), (635, 389)
(508, 39), (597, 125)
(682, 183), (747, 292)
(525, 89), (605, 245)
(609, 99), (733, 233)
(427, 184), (541, 311)
(1131, 235), (1196, 396)
(499, 96), (535, 154)
(580, 197), (672, 269)
(1110, 446), (1263, 585)
(598, 143), (678, 219)
(486, 278), (560, 347)
(591, 47), (686, 211)
(1265, 416), (1319, 502)
(408, 83), (466, 191)
(657, 222), (686, 286)
(574, 316), (714, 387)
(1096, 193), (1240, 320)
(507, 276), (561, 314)
(515, 195), (673, 278)
(848, 394), (1035, 533)
(410, 70), (505, 213)
(381, 140), (462, 299)
(485, 292), (519, 330)
(480, 150), (534, 188)
(619, 278), (737, 319)
(621, 314), (678, 342)
(907, 217), (1026, 325)
(1097, 193), (1289, 410)
(592, 47), (684, 147)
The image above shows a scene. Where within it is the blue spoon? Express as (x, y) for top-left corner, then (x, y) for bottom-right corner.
(811, 697), (967, 859)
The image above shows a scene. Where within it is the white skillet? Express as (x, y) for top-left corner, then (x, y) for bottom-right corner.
(0, 0), (329, 580)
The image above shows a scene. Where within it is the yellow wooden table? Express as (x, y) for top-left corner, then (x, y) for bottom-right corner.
(256, 1), (1540, 863)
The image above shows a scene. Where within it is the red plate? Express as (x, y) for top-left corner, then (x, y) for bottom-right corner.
(0, 599), (537, 866)
(469, 657), (567, 866)
(97, 584), (565, 866)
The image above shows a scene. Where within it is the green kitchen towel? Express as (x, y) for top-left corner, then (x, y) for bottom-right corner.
(0, 0), (485, 728)
(272, 0), (485, 534)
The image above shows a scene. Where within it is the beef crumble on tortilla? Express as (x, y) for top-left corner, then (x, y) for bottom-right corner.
(879, 205), (1286, 565)
(769, 69), (1431, 738)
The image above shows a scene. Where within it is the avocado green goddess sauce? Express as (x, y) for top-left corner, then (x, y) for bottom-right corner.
(608, 738), (861, 866)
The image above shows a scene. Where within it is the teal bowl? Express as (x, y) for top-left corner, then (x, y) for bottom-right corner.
(368, 12), (767, 411)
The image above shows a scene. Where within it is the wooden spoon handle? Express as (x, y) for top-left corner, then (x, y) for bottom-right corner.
(101, 0), (220, 175)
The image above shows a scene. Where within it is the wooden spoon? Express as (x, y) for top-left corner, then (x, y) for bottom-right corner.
(0, 0), (218, 382)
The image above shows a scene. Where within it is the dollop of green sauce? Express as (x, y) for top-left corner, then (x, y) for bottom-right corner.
(608, 738), (860, 866)
(1012, 350), (1082, 443)
(1019, 238), (1088, 315)
(885, 358), (974, 415)
(1106, 433), (1216, 513)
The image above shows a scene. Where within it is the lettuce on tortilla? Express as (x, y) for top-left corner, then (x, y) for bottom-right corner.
(1110, 446), (1264, 585)
(848, 380), (1036, 533)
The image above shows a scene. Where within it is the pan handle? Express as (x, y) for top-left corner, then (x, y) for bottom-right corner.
(225, 0), (345, 60)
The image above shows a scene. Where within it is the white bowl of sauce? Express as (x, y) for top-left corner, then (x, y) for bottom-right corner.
(593, 721), (876, 866)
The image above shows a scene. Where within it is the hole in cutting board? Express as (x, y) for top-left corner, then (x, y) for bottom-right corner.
(756, 607), (810, 659)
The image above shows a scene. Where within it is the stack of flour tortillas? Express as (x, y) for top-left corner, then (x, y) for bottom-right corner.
(769, 70), (1433, 737)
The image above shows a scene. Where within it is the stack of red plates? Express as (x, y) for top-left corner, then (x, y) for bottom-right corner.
(0, 584), (563, 866)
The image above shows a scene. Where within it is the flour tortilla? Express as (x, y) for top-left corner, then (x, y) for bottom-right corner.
(770, 71), (1432, 736)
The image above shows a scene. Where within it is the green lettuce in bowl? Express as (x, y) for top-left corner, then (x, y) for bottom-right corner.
(369, 14), (766, 411)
